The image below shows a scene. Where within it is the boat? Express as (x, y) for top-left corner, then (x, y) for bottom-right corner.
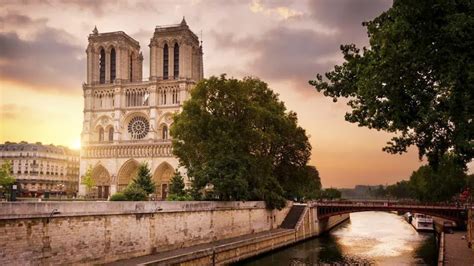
(410, 213), (434, 231)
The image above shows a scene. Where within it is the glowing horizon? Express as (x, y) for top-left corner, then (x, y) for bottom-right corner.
(1, 0), (444, 188)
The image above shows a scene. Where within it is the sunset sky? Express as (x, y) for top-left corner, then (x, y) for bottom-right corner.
(0, 0), (441, 188)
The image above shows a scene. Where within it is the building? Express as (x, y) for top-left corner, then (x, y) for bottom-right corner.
(0, 141), (80, 197)
(79, 18), (203, 199)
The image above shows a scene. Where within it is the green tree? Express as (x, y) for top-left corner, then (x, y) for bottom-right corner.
(408, 154), (466, 202)
(0, 160), (15, 187)
(283, 165), (322, 201)
(370, 185), (387, 199)
(386, 180), (413, 199)
(320, 188), (342, 200)
(171, 75), (311, 209)
(0, 161), (15, 199)
(122, 183), (147, 201)
(109, 192), (127, 201)
(81, 166), (94, 197)
(310, 0), (474, 169)
(132, 162), (155, 195)
(168, 171), (186, 197)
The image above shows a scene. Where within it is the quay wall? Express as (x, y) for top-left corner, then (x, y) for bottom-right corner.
(0, 201), (291, 265)
(132, 207), (350, 265)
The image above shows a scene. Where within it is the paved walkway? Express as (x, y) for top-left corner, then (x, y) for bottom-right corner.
(444, 231), (474, 265)
(106, 228), (292, 266)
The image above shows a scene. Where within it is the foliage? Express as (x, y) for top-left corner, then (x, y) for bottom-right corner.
(81, 166), (95, 195)
(0, 160), (15, 187)
(81, 166), (94, 189)
(374, 154), (466, 202)
(109, 192), (127, 201)
(171, 75), (312, 209)
(169, 171), (186, 196)
(408, 154), (466, 202)
(385, 180), (413, 199)
(284, 165), (322, 201)
(167, 193), (193, 201)
(320, 188), (342, 200)
(309, 0), (474, 169)
(132, 162), (155, 195)
(122, 183), (148, 201)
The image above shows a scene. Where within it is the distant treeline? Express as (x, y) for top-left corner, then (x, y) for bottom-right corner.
(343, 154), (473, 203)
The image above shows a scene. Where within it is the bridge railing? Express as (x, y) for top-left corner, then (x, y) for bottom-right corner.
(310, 200), (469, 210)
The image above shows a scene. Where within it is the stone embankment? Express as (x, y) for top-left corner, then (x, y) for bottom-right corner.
(0, 201), (348, 265)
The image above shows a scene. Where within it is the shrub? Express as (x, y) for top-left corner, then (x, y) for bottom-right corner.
(123, 183), (148, 201)
(109, 192), (127, 201)
(167, 193), (193, 201)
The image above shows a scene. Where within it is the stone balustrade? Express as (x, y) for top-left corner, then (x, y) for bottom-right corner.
(82, 142), (173, 158)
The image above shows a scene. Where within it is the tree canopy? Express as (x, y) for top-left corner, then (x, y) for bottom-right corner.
(370, 154), (467, 202)
(171, 75), (313, 209)
(0, 160), (15, 188)
(309, 0), (473, 169)
(133, 162), (155, 195)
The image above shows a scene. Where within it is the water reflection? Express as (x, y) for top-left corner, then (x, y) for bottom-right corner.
(237, 211), (437, 265)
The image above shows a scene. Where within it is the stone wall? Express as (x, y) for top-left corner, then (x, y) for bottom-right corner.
(0, 201), (291, 265)
(468, 208), (474, 249)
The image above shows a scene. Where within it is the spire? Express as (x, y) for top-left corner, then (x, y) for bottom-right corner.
(181, 16), (187, 26)
(92, 25), (98, 35)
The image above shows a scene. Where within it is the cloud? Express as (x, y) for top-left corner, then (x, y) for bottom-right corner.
(0, 13), (84, 92)
(210, 0), (393, 95)
(0, 0), (162, 16)
(249, 0), (303, 20)
(308, 0), (392, 41)
(0, 104), (22, 120)
(211, 26), (342, 95)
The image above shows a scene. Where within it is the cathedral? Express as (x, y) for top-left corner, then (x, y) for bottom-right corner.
(78, 18), (203, 199)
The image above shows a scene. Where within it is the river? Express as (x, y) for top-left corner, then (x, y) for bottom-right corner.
(237, 211), (438, 265)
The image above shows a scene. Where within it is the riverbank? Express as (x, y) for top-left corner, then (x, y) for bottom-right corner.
(0, 201), (350, 265)
(109, 206), (349, 265)
(444, 231), (474, 265)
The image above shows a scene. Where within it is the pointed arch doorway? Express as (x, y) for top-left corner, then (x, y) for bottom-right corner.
(153, 162), (174, 200)
(91, 164), (111, 199)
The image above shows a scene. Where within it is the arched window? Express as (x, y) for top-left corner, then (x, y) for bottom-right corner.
(174, 43), (179, 78)
(162, 125), (168, 140)
(108, 127), (114, 141)
(99, 48), (106, 84)
(110, 48), (116, 82)
(99, 128), (104, 142)
(161, 90), (167, 105)
(172, 89), (179, 104)
(129, 53), (134, 82)
(163, 44), (169, 79)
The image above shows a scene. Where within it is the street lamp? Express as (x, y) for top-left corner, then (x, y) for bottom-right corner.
(11, 184), (17, 201)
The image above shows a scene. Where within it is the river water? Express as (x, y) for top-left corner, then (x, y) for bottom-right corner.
(238, 211), (438, 265)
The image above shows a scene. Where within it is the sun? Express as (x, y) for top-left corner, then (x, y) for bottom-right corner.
(71, 138), (81, 150)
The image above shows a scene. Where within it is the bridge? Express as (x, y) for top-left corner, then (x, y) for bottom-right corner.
(312, 201), (468, 225)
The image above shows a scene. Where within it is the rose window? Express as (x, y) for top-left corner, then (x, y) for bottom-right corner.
(128, 116), (149, 139)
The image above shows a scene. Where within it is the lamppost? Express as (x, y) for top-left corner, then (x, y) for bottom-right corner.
(56, 183), (65, 199)
(11, 184), (17, 201)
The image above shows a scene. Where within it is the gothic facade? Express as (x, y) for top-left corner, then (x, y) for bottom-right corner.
(78, 18), (203, 199)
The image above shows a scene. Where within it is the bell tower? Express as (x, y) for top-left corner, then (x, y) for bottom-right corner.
(149, 17), (203, 82)
(86, 26), (143, 84)
(80, 20), (203, 199)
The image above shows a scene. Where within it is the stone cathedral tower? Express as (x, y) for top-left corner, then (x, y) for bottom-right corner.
(79, 19), (203, 199)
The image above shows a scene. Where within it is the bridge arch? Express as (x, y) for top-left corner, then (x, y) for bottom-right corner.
(314, 202), (466, 225)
